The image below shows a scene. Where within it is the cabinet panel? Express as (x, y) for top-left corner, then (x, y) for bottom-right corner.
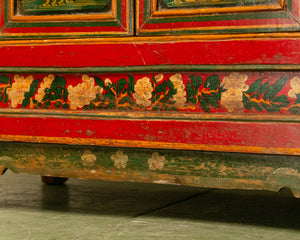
(0, 0), (133, 39)
(137, 0), (300, 35)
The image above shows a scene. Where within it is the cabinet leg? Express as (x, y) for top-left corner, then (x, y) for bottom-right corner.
(0, 167), (7, 175)
(41, 176), (68, 185)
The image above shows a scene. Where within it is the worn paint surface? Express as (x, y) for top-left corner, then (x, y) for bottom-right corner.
(0, 142), (299, 197)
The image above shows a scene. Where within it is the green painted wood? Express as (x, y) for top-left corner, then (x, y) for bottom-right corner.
(0, 142), (300, 197)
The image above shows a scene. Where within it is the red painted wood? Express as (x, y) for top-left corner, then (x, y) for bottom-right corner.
(0, 116), (299, 150)
(0, 39), (300, 67)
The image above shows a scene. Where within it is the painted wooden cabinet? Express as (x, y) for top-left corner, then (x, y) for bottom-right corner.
(0, 0), (300, 196)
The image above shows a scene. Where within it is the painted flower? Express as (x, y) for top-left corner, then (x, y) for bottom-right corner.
(35, 74), (55, 102)
(67, 75), (103, 110)
(148, 152), (166, 171)
(288, 77), (300, 99)
(81, 150), (97, 167)
(111, 150), (128, 169)
(221, 72), (249, 112)
(6, 75), (33, 108)
(105, 78), (112, 87)
(155, 74), (164, 82)
(133, 77), (153, 107)
(169, 74), (186, 107)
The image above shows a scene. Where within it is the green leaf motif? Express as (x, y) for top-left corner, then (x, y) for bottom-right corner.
(155, 81), (167, 93)
(257, 82), (269, 98)
(273, 95), (288, 103)
(190, 75), (203, 89)
(117, 78), (128, 96)
(269, 77), (288, 100)
(94, 77), (105, 89)
(119, 96), (131, 105)
(252, 102), (263, 112)
(261, 102), (274, 112)
(63, 88), (68, 102)
(0, 75), (9, 84)
(245, 78), (262, 95)
(289, 106), (300, 114)
(29, 79), (41, 97)
(0, 93), (3, 102)
(198, 96), (210, 113)
(243, 94), (252, 111)
(128, 75), (135, 93)
(22, 97), (30, 108)
(204, 75), (220, 90)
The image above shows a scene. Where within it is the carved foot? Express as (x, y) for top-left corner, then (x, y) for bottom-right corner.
(41, 176), (68, 185)
(0, 167), (7, 175)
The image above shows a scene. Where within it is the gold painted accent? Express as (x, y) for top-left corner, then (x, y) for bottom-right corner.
(148, 152), (166, 170)
(6, 75), (33, 108)
(288, 77), (300, 98)
(9, 0), (117, 22)
(111, 150), (129, 169)
(221, 73), (249, 112)
(81, 150), (97, 167)
(0, 134), (299, 155)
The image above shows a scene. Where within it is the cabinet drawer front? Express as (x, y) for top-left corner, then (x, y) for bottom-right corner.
(0, 0), (133, 39)
(137, 0), (300, 35)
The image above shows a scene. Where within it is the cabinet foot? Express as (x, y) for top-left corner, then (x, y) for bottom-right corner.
(0, 167), (7, 175)
(41, 176), (68, 185)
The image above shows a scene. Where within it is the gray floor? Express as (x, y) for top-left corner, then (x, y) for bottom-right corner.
(0, 170), (300, 240)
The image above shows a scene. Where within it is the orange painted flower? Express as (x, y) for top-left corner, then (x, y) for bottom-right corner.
(221, 72), (249, 112)
(35, 74), (55, 102)
(7, 75), (33, 108)
(169, 74), (186, 107)
(67, 75), (103, 110)
(133, 77), (153, 107)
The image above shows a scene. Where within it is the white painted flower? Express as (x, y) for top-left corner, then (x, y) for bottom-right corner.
(169, 74), (186, 107)
(148, 152), (166, 171)
(67, 75), (103, 110)
(35, 74), (55, 102)
(221, 72), (249, 112)
(133, 77), (153, 107)
(7, 75), (33, 108)
(288, 77), (300, 99)
(81, 150), (97, 167)
(111, 150), (128, 169)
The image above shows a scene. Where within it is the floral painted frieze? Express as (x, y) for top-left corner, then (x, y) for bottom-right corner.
(0, 72), (299, 114)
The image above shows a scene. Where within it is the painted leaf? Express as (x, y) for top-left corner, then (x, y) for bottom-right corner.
(29, 79), (41, 97)
(51, 76), (66, 90)
(128, 75), (135, 93)
(252, 102), (263, 112)
(63, 88), (68, 102)
(21, 97), (30, 108)
(156, 81), (167, 93)
(289, 106), (300, 114)
(0, 75), (9, 84)
(62, 103), (69, 109)
(273, 95), (288, 103)
(190, 75), (203, 89)
(94, 77), (105, 89)
(119, 96), (131, 105)
(242, 94), (252, 111)
(269, 77), (288, 100)
(204, 75), (220, 90)
(117, 78), (127, 96)
(198, 96), (210, 113)
(167, 79), (174, 89)
(261, 102), (274, 112)
(0, 93), (3, 102)
(257, 82), (269, 98)
(245, 78), (262, 94)
(294, 94), (300, 105)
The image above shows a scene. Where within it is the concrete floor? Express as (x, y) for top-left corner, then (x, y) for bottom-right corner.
(0, 170), (299, 240)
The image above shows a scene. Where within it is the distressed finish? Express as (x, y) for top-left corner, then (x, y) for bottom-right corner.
(0, 142), (299, 197)
(0, 0), (299, 197)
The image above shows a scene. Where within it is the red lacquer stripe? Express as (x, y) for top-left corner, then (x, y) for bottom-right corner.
(141, 18), (297, 29)
(0, 116), (299, 150)
(1, 39), (300, 66)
